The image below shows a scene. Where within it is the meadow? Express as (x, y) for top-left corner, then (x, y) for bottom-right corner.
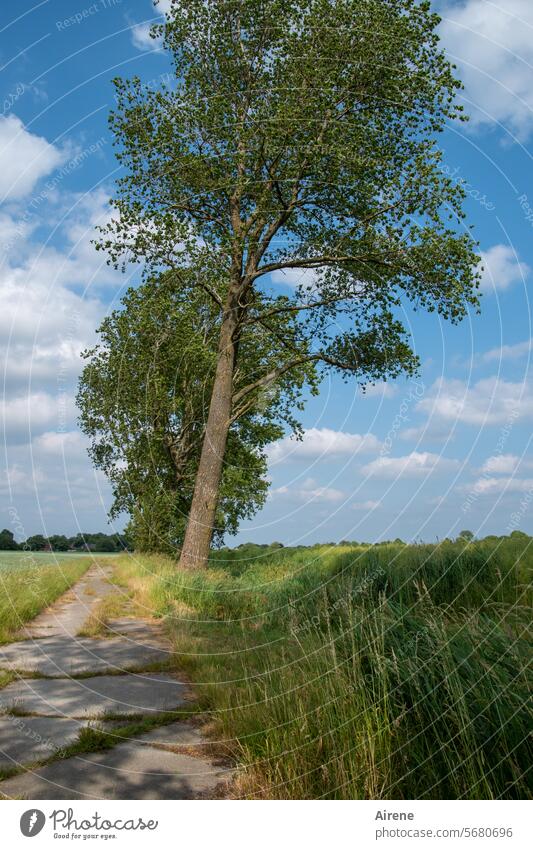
(111, 536), (532, 800)
(0, 551), (117, 570)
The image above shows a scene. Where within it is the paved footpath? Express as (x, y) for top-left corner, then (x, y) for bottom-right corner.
(0, 563), (230, 799)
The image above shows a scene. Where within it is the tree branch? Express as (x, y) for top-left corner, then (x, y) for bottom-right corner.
(244, 292), (365, 325)
(251, 253), (385, 280)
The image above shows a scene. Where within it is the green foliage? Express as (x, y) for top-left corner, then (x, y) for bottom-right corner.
(125, 534), (532, 798)
(67, 533), (131, 552)
(46, 535), (70, 552)
(78, 276), (314, 554)
(100, 0), (480, 385)
(24, 534), (48, 551)
(0, 529), (19, 551)
(21, 533), (130, 552)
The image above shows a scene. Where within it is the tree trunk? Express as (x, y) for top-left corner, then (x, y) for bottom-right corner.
(178, 308), (237, 569)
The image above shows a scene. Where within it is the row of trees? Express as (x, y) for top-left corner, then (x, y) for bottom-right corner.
(78, 0), (480, 567)
(0, 529), (131, 552)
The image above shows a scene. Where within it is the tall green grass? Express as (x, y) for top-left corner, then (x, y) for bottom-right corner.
(0, 558), (92, 642)
(116, 536), (532, 799)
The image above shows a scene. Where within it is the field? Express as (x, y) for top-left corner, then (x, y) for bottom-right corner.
(111, 536), (532, 800)
(0, 551), (116, 570)
(0, 554), (93, 642)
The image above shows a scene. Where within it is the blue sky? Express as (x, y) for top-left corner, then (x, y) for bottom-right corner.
(1, 0), (532, 545)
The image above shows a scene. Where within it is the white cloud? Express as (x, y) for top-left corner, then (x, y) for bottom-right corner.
(468, 476), (533, 496)
(440, 0), (533, 138)
(0, 159), (120, 531)
(482, 338), (533, 363)
(0, 433), (110, 521)
(0, 463), (45, 497)
(400, 426), (424, 441)
(0, 256), (105, 395)
(131, 22), (160, 51)
(0, 115), (66, 201)
(268, 267), (321, 291)
(362, 451), (460, 479)
(268, 427), (381, 463)
(479, 454), (533, 475)
(479, 245), (529, 292)
(480, 454), (519, 474)
(0, 189), (124, 399)
(0, 392), (76, 442)
(417, 376), (533, 426)
(352, 500), (381, 510)
(271, 478), (345, 503)
(130, 1), (170, 51)
(34, 431), (88, 456)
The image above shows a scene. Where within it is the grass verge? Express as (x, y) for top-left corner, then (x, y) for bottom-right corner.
(112, 536), (532, 799)
(0, 558), (92, 643)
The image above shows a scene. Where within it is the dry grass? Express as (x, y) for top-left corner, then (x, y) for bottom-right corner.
(76, 591), (132, 637)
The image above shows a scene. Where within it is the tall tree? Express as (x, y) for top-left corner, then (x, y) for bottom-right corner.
(77, 272), (314, 554)
(98, 0), (480, 568)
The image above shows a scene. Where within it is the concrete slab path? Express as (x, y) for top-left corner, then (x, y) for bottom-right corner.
(18, 565), (115, 639)
(0, 562), (231, 799)
(0, 716), (88, 767)
(0, 634), (172, 677)
(0, 672), (188, 718)
(0, 741), (229, 800)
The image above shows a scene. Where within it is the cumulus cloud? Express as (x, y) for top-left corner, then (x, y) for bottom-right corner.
(440, 0), (533, 138)
(0, 115), (67, 201)
(268, 427), (381, 463)
(468, 476), (533, 496)
(130, 0), (171, 51)
(417, 376), (532, 427)
(0, 187), (122, 529)
(33, 431), (88, 456)
(352, 500), (381, 510)
(0, 392), (77, 443)
(482, 338), (533, 363)
(480, 454), (519, 474)
(479, 454), (533, 475)
(271, 478), (345, 503)
(479, 245), (530, 292)
(131, 23), (160, 51)
(0, 463), (45, 497)
(0, 433), (110, 527)
(268, 267), (321, 291)
(362, 451), (460, 479)
(0, 189), (123, 397)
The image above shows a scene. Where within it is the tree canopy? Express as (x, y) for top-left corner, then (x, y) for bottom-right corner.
(0, 529), (19, 551)
(97, 0), (481, 567)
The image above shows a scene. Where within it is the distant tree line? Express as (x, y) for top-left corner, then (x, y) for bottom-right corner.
(0, 529), (132, 552)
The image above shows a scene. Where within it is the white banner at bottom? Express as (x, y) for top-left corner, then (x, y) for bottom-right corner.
(2, 799), (530, 849)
